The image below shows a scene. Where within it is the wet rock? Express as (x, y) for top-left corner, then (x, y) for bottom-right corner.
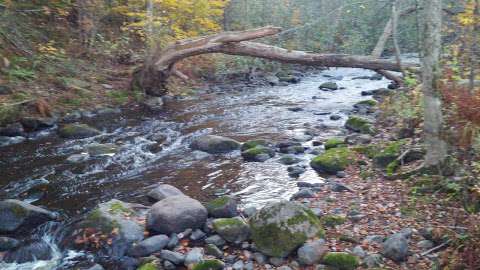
(278, 155), (302, 165)
(329, 114), (341, 121)
(245, 261), (254, 270)
(319, 82), (338, 91)
(345, 134), (372, 145)
(265, 75), (280, 86)
(190, 135), (240, 154)
(160, 250), (185, 265)
(206, 196), (238, 218)
(287, 165), (307, 178)
(191, 259), (225, 270)
(297, 239), (328, 265)
(86, 264), (104, 270)
(373, 140), (405, 168)
(352, 246), (366, 258)
(205, 234), (226, 246)
(147, 184), (184, 202)
(277, 266), (293, 270)
(243, 207), (257, 218)
(58, 123), (101, 139)
(206, 243), (223, 258)
(310, 148), (355, 174)
(311, 208), (323, 217)
(291, 189), (315, 200)
(142, 97), (164, 112)
(212, 217), (250, 243)
(185, 247), (204, 266)
(321, 252), (359, 270)
(382, 233), (409, 262)
(20, 117), (56, 131)
(249, 201), (324, 257)
(190, 229), (207, 241)
(67, 153), (89, 163)
(164, 260), (176, 270)
(167, 233), (179, 249)
(232, 260), (245, 270)
(329, 182), (354, 192)
(278, 75), (300, 84)
(253, 252), (267, 264)
(0, 199), (57, 233)
(269, 257), (285, 266)
(345, 116), (374, 134)
(0, 236), (20, 251)
(288, 107), (304, 112)
(293, 133), (313, 142)
(0, 122), (25, 137)
(3, 240), (53, 263)
(147, 195), (207, 234)
(62, 111), (82, 123)
(370, 73), (383, 80)
(128, 234), (169, 257)
(352, 75), (372, 80)
(363, 253), (383, 268)
(324, 138), (346, 150)
(0, 136), (26, 147)
(85, 143), (119, 157)
(241, 145), (275, 162)
(336, 171), (347, 178)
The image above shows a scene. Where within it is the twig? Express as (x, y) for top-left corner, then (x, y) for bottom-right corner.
(420, 239), (452, 256)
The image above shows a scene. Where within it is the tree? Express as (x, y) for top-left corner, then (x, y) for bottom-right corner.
(421, 0), (447, 168)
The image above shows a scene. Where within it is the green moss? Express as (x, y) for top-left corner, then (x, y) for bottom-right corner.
(106, 90), (130, 105)
(373, 140), (405, 168)
(322, 252), (359, 270)
(345, 116), (374, 134)
(310, 147), (356, 174)
(137, 262), (158, 270)
(84, 208), (119, 232)
(386, 160), (400, 176)
(213, 217), (244, 229)
(324, 138), (346, 150)
(321, 215), (346, 227)
(0, 104), (21, 126)
(355, 99), (377, 107)
(352, 145), (377, 158)
(206, 196), (230, 209)
(109, 201), (133, 215)
(192, 259), (225, 270)
(241, 139), (269, 151)
(250, 222), (308, 257)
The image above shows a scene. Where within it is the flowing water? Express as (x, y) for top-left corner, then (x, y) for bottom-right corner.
(0, 67), (391, 269)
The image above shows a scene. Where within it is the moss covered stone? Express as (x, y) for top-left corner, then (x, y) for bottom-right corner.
(322, 252), (359, 270)
(310, 147), (355, 174)
(345, 116), (374, 134)
(192, 259), (225, 270)
(137, 262), (159, 270)
(241, 145), (275, 162)
(321, 215), (347, 227)
(249, 201), (324, 257)
(324, 138), (347, 150)
(241, 139), (271, 151)
(205, 196), (237, 218)
(373, 140), (405, 168)
(58, 123), (101, 139)
(355, 99), (377, 107)
(212, 217), (250, 243)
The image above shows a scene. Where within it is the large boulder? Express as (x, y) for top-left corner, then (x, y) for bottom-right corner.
(190, 135), (240, 154)
(147, 184), (184, 202)
(58, 123), (101, 139)
(310, 147), (356, 174)
(205, 196), (238, 218)
(249, 201), (324, 257)
(147, 195), (207, 234)
(0, 199), (57, 233)
(68, 199), (146, 258)
(212, 217), (250, 243)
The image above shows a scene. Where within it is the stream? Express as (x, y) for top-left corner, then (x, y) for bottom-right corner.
(0, 67), (391, 269)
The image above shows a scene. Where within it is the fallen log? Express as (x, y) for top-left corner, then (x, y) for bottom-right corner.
(133, 26), (419, 96)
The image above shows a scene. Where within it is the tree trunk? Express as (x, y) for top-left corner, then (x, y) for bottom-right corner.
(421, 0), (447, 168)
(135, 26), (418, 96)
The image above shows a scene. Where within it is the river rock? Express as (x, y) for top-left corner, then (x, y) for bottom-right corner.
(319, 82), (338, 91)
(249, 201), (324, 257)
(291, 189), (315, 200)
(86, 264), (105, 270)
(0, 136), (26, 147)
(191, 259), (225, 270)
(160, 250), (185, 265)
(310, 147), (355, 174)
(185, 247), (205, 266)
(345, 116), (374, 134)
(20, 117), (56, 131)
(0, 236), (20, 251)
(69, 199), (145, 257)
(381, 233), (409, 262)
(242, 145), (275, 162)
(206, 243), (224, 258)
(3, 240), (53, 263)
(212, 217), (250, 243)
(58, 123), (101, 139)
(127, 234), (169, 257)
(322, 252), (359, 270)
(143, 97), (164, 112)
(205, 234), (226, 246)
(147, 184), (184, 202)
(0, 199), (57, 233)
(370, 73), (383, 80)
(265, 75), (280, 86)
(190, 135), (240, 154)
(297, 239), (328, 265)
(85, 143), (119, 157)
(417, 240), (434, 250)
(147, 195), (207, 234)
(287, 165), (306, 178)
(0, 122), (25, 137)
(363, 253), (383, 268)
(278, 154), (302, 165)
(206, 196), (238, 218)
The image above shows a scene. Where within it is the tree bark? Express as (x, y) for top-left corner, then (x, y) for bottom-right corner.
(135, 26), (418, 96)
(421, 0), (447, 168)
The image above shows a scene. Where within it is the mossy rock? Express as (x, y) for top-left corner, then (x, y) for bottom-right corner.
(321, 215), (347, 227)
(373, 140), (405, 168)
(137, 262), (159, 270)
(241, 139), (272, 151)
(322, 252), (359, 270)
(354, 100), (377, 107)
(324, 138), (347, 150)
(212, 217), (250, 243)
(310, 147), (356, 174)
(0, 104), (22, 126)
(345, 116), (374, 134)
(205, 196), (237, 218)
(319, 82), (339, 90)
(58, 123), (101, 139)
(192, 259), (225, 270)
(249, 201), (324, 257)
(352, 145), (377, 158)
(241, 145), (275, 162)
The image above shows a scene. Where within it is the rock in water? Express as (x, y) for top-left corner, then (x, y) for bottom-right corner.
(319, 82), (339, 91)
(127, 234), (169, 257)
(382, 233), (409, 262)
(249, 201), (324, 257)
(0, 237), (20, 252)
(3, 240), (53, 263)
(190, 135), (240, 154)
(147, 184), (184, 202)
(0, 199), (57, 233)
(205, 196), (238, 218)
(58, 123), (101, 139)
(147, 195), (207, 234)
(310, 147), (355, 174)
(297, 239), (328, 265)
(212, 217), (250, 243)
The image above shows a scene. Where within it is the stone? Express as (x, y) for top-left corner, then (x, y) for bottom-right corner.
(321, 252), (359, 270)
(241, 145), (275, 162)
(0, 236), (20, 252)
(329, 114), (341, 121)
(232, 260), (245, 270)
(243, 207), (257, 217)
(0, 136), (25, 147)
(417, 240), (434, 250)
(190, 135), (240, 154)
(85, 143), (119, 157)
(128, 235), (169, 257)
(352, 246), (366, 258)
(336, 171), (347, 178)
(345, 116), (374, 134)
(310, 148), (355, 174)
(373, 140), (405, 168)
(287, 165), (307, 178)
(329, 182), (354, 192)
(58, 123), (101, 139)
(206, 243), (223, 258)
(249, 201), (324, 257)
(0, 199), (57, 233)
(160, 250), (185, 265)
(191, 259), (225, 270)
(269, 257), (285, 266)
(365, 235), (385, 244)
(147, 184), (184, 202)
(205, 234), (226, 246)
(370, 73), (383, 80)
(288, 107), (304, 112)
(212, 217), (250, 243)
(345, 134), (372, 145)
(164, 260), (176, 270)
(3, 240), (53, 263)
(167, 233), (179, 249)
(86, 264), (105, 270)
(253, 252), (267, 264)
(143, 97), (164, 112)
(185, 247), (205, 266)
(0, 85), (12, 95)
(382, 233), (409, 262)
(291, 189), (315, 200)
(278, 155), (302, 165)
(20, 117), (56, 131)
(297, 239), (328, 265)
(319, 82), (338, 91)
(363, 253), (383, 268)
(324, 138), (346, 150)
(206, 196), (238, 218)
(191, 229), (207, 241)
(277, 267), (293, 270)
(147, 195), (208, 234)
(0, 122), (25, 137)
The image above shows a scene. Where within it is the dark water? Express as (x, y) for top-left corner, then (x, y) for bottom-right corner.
(0, 68), (390, 269)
